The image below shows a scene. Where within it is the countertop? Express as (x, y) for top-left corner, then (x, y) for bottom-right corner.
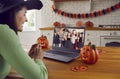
(6, 47), (120, 79)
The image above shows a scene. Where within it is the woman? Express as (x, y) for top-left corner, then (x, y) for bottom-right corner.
(0, 0), (48, 79)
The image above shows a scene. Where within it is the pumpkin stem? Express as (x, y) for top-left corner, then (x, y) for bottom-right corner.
(91, 44), (96, 50)
(88, 42), (91, 46)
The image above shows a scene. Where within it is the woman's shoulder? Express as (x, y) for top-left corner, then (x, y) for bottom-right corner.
(0, 24), (10, 30)
(0, 24), (16, 35)
(0, 24), (13, 32)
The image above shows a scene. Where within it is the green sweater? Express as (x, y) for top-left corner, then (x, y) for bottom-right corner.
(0, 24), (48, 79)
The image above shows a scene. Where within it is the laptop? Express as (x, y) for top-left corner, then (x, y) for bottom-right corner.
(44, 26), (85, 63)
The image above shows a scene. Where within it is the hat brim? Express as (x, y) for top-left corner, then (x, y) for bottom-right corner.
(24, 0), (43, 10)
(0, 0), (43, 13)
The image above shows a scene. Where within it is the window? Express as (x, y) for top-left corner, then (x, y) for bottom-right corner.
(23, 10), (36, 31)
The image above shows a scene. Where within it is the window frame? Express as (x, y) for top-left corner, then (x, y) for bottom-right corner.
(23, 10), (37, 31)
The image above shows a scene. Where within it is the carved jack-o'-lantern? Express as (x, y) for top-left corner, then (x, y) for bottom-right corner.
(37, 35), (49, 49)
(80, 42), (99, 64)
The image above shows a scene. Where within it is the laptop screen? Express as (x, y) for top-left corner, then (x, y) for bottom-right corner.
(52, 26), (85, 53)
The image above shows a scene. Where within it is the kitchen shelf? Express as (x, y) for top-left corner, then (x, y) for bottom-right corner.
(39, 27), (120, 31)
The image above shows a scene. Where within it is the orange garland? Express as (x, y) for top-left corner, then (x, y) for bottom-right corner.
(51, 2), (120, 19)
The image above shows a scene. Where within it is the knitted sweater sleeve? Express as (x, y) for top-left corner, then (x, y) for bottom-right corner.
(0, 25), (48, 79)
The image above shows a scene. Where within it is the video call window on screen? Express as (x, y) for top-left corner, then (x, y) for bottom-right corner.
(53, 27), (85, 50)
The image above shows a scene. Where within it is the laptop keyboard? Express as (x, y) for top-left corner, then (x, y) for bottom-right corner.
(44, 53), (73, 62)
(44, 50), (80, 58)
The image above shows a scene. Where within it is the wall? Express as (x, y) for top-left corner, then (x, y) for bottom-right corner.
(19, 0), (120, 46)
(40, 0), (120, 27)
(18, 31), (40, 47)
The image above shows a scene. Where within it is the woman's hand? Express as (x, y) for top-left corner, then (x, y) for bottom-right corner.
(28, 44), (44, 60)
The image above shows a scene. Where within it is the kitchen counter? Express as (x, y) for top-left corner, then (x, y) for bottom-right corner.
(6, 47), (120, 79)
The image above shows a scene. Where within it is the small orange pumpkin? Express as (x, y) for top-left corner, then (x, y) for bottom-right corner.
(80, 42), (99, 64)
(53, 21), (61, 27)
(37, 35), (49, 49)
(85, 21), (94, 28)
(76, 21), (83, 27)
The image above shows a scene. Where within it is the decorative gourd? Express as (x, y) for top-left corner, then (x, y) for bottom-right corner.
(37, 35), (49, 49)
(53, 21), (61, 26)
(76, 21), (83, 27)
(80, 42), (99, 64)
(85, 21), (94, 28)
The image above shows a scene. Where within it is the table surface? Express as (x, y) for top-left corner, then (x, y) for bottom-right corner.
(7, 47), (120, 79)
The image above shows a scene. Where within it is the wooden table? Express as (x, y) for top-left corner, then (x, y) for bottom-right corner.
(6, 47), (120, 79)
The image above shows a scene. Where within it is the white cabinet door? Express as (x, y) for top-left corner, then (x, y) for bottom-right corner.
(99, 31), (120, 46)
(85, 31), (100, 46)
(99, 31), (120, 36)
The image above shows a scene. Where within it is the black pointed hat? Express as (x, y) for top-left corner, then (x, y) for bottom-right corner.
(0, 0), (43, 13)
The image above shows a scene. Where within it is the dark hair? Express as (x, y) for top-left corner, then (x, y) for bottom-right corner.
(0, 4), (25, 34)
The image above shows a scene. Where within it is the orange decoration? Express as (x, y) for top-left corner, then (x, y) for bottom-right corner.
(89, 13), (94, 18)
(114, 4), (120, 9)
(80, 42), (99, 64)
(79, 65), (88, 71)
(73, 13), (77, 18)
(64, 12), (68, 16)
(76, 21), (83, 27)
(61, 23), (66, 27)
(52, 2), (120, 19)
(37, 35), (49, 49)
(98, 10), (103, 16)
(57, 9), (61, 14)
(106, 8), (111, 13)
(71, 65), (88, 72)
(53, 21), (61, 26)
(81, 14), (86, 18)
(85, 21), (94, 28)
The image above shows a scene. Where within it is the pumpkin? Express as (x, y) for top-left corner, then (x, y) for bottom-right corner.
(80, 42), (99, 64)
(37, 35), (49, 49)
(76, 21), (83, 27)
(53, 21), (61, 27)
(85, 21), (94, 28)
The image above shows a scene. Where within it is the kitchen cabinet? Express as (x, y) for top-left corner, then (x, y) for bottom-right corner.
(85, 30), (120, 47)
(84, 30), (100, 46)
(99, 31), (120, 46)
(99, 31), (120, 36)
